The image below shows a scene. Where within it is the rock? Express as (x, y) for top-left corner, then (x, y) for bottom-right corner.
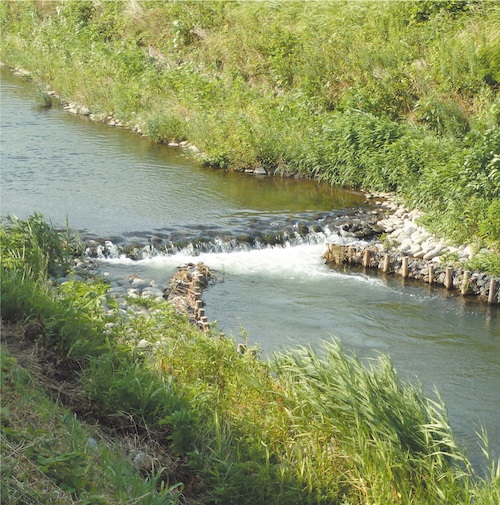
(423, 245), (446, 260)
(107, 286), (127, 295)
(254, 166), (267, 175)
(390, 228), (404, 239)
(132, 451), (154, 472)
(142, 287), (164, 297)
(410, 244), (422, 255)
(411, 232), (431, 245)
(403, 221), (417, 236)
(413, 249), (427, 259)
(395, 232), (410, 244)
(141, 291), (160, 299)
(130, 277), (149, 289)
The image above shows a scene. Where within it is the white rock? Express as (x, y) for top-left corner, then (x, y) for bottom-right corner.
(390, 228), (404, 239)
(410, 244), (422, 255)
(130, 278), (149, 289)
(396, 233), (410, 244)
(423, 245), (446, 260)
(463, 245), (475, 258)
(403, 221), (418, 236)
(108, 286), (126, 294)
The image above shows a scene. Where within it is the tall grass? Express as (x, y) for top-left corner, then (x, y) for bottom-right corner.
(274, 341), (474, 504)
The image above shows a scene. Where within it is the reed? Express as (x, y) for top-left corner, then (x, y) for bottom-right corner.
(274, 340), (474, 504)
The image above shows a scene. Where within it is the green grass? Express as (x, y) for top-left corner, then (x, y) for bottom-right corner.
(1, 0), (499, 252)
(2, 217), (499, 503)
(0, 346), (182, 505)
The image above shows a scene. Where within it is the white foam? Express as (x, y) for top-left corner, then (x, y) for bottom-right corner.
(99, 241), (384, 286)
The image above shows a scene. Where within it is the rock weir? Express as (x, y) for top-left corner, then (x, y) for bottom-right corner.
(323, 243), (500, 304)
(163, 262), (214, 331)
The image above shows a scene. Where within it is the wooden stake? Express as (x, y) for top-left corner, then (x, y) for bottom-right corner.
(445, 267), (452, 289)
(461, 271), (470, 295)
(401, 256), (409, 278)
(488, 278), (497, 304)
(428, 264), (434, 284)
(383, 254), (390, 273)
(200, 316), (209, 332)
(363, 249), (370, 268)
(348, 246), (355, 263)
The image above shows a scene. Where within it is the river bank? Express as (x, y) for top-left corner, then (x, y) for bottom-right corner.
(324, 193), (500, 304)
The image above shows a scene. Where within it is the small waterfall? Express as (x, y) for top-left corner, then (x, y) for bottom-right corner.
(87, 211), (380, 261)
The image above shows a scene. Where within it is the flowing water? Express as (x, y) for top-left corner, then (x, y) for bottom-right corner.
(1, 67), (499, 471)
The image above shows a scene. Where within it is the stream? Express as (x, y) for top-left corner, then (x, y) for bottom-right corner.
(1, 67), (498, 471)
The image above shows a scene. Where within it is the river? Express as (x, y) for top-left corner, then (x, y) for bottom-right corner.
(1, 67), (499, 471)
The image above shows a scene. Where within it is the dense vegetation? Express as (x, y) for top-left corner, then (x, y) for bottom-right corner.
(1, 0), (499, 254)
(1, 2), (500, 500)
(2, 213), (500, 503)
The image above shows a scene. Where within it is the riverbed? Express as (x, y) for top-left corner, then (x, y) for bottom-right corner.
(1, 67), (498, 471)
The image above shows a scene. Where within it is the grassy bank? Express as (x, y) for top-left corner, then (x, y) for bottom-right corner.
(1, 0), (499, 255)
(2, 214), (500, 503)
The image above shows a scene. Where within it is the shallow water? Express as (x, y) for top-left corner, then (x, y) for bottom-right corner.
(1, 68), (499, 471)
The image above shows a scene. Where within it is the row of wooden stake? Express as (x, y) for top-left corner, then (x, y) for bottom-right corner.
(193, 273), (210, 332)
(344, 246), (498, 304)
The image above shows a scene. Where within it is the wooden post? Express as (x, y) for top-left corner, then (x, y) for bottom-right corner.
(195, 299), (203, 317)
(197, 307), (205, 319)
(383, 254), (390, 273)
(200, 316), (209, 332)
(194, 291), (202, 299)
(348, 246), (355, 263)
(401, 256), (409, 278)
(461, 271), (470, 295)
(363, 249), (370, 268)
(428, 264), (434, 284)
(488, 278), (497, 304)
(444, 267), (452, 289)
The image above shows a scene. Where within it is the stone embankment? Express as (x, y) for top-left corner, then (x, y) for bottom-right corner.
(163, 263), (214, 330)
(325, 194), (500, 304)
(55, 259), (215, 333)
